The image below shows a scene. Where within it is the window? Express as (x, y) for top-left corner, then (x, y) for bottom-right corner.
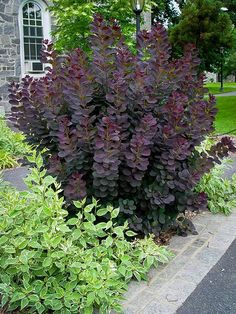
(19, 0), (51, 76)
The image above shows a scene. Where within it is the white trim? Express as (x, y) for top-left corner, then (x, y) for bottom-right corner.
(18, 0), (51, 77)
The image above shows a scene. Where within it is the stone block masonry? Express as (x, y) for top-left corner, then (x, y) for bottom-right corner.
(0, 0), (21, 113)
(120, 210), (236, 314)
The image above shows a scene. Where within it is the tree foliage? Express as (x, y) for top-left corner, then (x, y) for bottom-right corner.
(221, 0), (236, 25)
(170, 0), (234, 72)
(224, 29), (236, 79)
(151, 0), (180, 25)
(49, 0), (150, 51)
(10, 16), (235, 234)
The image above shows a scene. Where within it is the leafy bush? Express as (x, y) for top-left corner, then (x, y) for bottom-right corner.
(0, 117), (30, 169)
(195, 157), (236, 215)
(0, 152), (172, 314)
(9, 16), (235, 234)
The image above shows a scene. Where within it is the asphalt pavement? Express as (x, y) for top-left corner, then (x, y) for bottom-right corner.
(177, 239), (236, 314)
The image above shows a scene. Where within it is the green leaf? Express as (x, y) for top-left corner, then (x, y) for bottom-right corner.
(42, 257), (52, 268)
(29, 294), (40, 302)
(0, 236), (8, 245)
(118, 265), (126, 277)
(11, 292), (26, 303)
(43, 175), (56, 187)
(125, 230), (137, 237)
(35, 302), (45, 314)
(1, 274), (10, 285)
(51, 300), (63, 310)
(134, 271), (141, 281)
(74, 198), (86, 208)
(20, 297), (29, 310)
(67, 218), (78, 225)
(1, 295), (8, 307)
(18, 239), (28, 249)
(96, 222), (107, 229)
(57, 225), (70, 232)
(84, 204), (95, 213)
(111, 207), (119, 218)
(86, 291), (95, 305)
(4, 246), (16, 253)
(29, 241), (41, 249)
(105, 221), (112, 230)
(51, 236), (62, 248)
(72, 228), (82, 240)
(114, 226), (125, 238)
(96, 208), (109, 216)
(105, 236), (113, 248)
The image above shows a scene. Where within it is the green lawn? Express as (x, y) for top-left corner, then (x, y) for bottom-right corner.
(215, 96), (236, 135)
(205, 82), (236, 95)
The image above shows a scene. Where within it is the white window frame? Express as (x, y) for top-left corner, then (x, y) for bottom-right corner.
(18, 0), (51, 77)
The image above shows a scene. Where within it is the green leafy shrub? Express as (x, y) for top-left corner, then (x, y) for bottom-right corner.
(195, 158), (236, 215)
(0, 117), (30, 169)
(0, 152), (172, 313)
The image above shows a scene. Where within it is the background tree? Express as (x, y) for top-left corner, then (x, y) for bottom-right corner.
(169, 0), (234, 72)
(221, 0), (236, 25)
(49, 0), (153, 52)
(151, 0), (180, 25)
(177, 0), (236, 24)
(224, 30), (236, 80)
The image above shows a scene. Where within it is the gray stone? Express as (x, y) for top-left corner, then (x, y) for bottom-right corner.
(0, 4), (5, 13)
(128, 291), (155, 310)
(157, 279), (196, 306)
(191, 238), (207, 248)
(138, 299), (176, 314)
(195, 246), (224, 265)
(0, 13), (13, 23)
(168, 235), (194, 251)
(182, 246), (198, 257)
(123, 280), (147, 301)
(122, 305), (138, 314)
(4, 24), (14, 35)
(3, 166), (29, 191)
(174, 261), (210, 285)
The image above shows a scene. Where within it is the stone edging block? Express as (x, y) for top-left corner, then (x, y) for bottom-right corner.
(121, 210), (236, 314)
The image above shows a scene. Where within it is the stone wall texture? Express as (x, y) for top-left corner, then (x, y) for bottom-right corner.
(0, 0), (22, 112)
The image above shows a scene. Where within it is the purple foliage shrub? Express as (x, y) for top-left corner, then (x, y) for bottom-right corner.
(9, 15), (235, 234)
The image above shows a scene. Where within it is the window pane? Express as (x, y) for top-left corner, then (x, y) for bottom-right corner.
(35, 6), (41, 19)
(28, 2), (35, 19)
(31, 43), (36, 59)
(36, 44), (42, 59)
(36, 20), (42, 26)
(23, 26), (29, 36)
(23, 4), (28, 18)
(23, 19), (28, 25)
(30, 19), (36, 26)
(30, 27), (35, 37)
(37, 27), (42, 37)
(36, 38), (42, 44)
(24, 44), (30, 60)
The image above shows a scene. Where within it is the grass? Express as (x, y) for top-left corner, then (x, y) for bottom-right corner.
(215, 96), (236, 135)
(205, 82), (236, 95)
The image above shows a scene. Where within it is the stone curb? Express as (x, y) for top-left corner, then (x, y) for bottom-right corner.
(121, 210), (236, 314)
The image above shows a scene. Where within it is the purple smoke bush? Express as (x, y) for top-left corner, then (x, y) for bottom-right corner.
(9, 15), (235, 234)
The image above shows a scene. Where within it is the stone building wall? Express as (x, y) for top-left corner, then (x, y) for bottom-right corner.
(0, 0), (21, 113)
